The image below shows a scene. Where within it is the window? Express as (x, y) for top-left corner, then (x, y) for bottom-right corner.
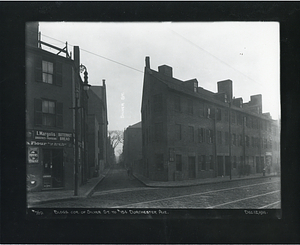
(198, 128), (205, 143)
(175, 124), (181, 141)
(155, 154), (164, 171)
(42, 60), (53, 84)
(194, 82), (198, 92)
(154, 123), (163, 141)
(174, 95), (181, 112)
(209, 155), (214, 170)
(225, 132), (229, 145)
(251, 136), (254, 147)
(199, 102), (204, 117)
(217, 131), (222, 145)
(207, 107), (215, 119)
(239, 134), (243, 146)
(187, 99), (193, 114)
(153, 94), (162, 112)
(36, 58), (62, 86)
(264, 138), (267, 149)
(216, 108), (221, 121)
(34, 98), (63, 127)
(245, 135), (250, 147)
(188, 126), (194, 142)
(207, 129), (214, 144)
(232, 133), (236, 146)
(233, 156), (237, 168)
(201, 155), (206, 170)
(176, 155), (182, 171)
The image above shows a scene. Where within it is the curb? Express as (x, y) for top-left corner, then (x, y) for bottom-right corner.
(28, 168), (111, 206)
(132, 173), (280, 188)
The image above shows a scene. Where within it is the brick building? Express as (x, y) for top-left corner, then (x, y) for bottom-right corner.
(26, 23), (90, 191)
(123, 122), (142, 174)
(87, 82), (109, 178)
(141, 57), (280, 181)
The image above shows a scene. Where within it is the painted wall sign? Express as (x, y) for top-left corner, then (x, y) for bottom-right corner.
(27, 130), (73, 142)
(28, 147), (39, 163)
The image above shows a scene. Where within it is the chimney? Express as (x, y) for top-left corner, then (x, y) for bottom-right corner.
(145, 56), (150, 68)
(158, 65), (173, 77)
(73, 46), (80, 71)
(217, 79), (233, 101)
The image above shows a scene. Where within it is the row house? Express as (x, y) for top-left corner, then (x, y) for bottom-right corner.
(141, 57), (280, 181)
(26, 23), (90, 191)
(87, 82), (109, 178)
(123, 122), (142, 174)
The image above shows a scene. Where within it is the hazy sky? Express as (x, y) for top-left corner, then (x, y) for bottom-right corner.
(38, 22), (280, 131)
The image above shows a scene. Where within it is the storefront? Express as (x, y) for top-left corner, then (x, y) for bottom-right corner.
(26, 129), (74, 191)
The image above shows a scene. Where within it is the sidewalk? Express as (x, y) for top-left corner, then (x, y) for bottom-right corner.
(27, 168), (110, 207)
(132, 172), (280, 188)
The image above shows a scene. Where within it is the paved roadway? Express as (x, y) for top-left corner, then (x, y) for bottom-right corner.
(38, 164), (281, 209)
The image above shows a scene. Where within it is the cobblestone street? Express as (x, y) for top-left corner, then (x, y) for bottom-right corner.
(37, 165), (280, 209)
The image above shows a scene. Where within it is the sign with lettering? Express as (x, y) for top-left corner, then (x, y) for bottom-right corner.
(27, 130), (73, 143)
(28, 147), (39, 163)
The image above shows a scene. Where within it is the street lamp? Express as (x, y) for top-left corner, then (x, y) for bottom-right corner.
(73, 64), (90, 196)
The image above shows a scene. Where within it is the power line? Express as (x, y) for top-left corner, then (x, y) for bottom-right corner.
(169, 29), (268, 89)
(39, 32), (143, 74)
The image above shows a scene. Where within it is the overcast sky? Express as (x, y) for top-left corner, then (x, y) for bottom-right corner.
(38, 22), (280, 132)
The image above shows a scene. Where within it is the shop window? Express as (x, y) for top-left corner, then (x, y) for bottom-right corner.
(34, 98), (63, 127)
(176, 154), (182, 171)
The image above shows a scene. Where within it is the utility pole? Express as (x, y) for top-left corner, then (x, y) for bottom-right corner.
(228, 100), (232, 180)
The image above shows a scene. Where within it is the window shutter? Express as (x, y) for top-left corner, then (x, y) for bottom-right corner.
(35, 56), (42, 83)
(34, 98), (42, 125)
(55, 62), (63, 86)
(56, 102), (63, 127)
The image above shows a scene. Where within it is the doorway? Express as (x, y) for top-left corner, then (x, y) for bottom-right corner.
(43, 149), (64, 188)
(217, 156), (223, 176)
(188, 156), (196, 179)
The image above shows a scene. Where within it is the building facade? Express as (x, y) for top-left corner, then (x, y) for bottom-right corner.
(141, 57), (280, 181)
(26, 22), (90, 191)
(87, 82), (108, 178)
(123, 122), (142, 174)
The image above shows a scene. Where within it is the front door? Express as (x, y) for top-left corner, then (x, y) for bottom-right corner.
(225, 156), (230, 176)
(188, 156), (196, 179)
(217, 156), (223, 176)
(43, 149), (64, 188)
